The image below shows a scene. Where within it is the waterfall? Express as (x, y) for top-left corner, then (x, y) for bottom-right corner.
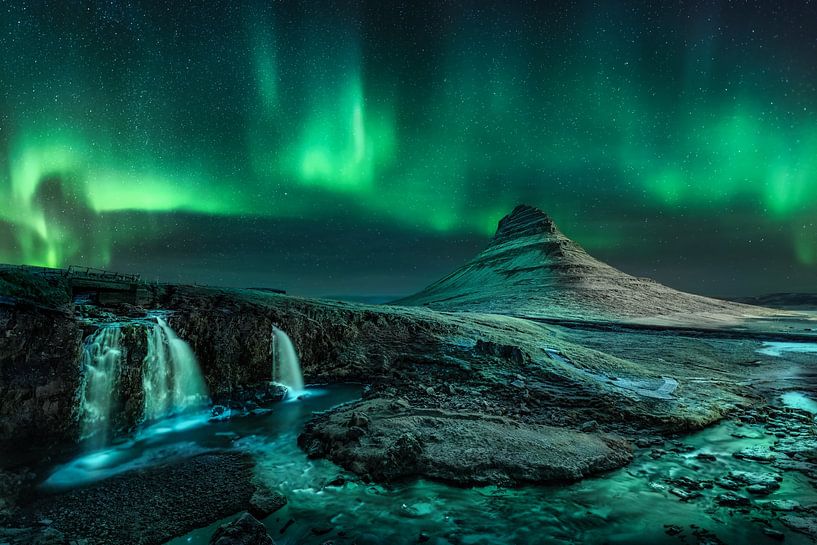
(271, 327), (305, 395)
(79, 326), (123, 446)
(142, 317), (209, 421)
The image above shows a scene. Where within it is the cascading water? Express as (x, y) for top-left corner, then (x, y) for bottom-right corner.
(142, 317), (209, 421)
(271, 327), (305, 395)
(78, 326), (123, 447)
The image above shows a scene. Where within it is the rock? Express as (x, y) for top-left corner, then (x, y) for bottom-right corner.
(425, 387), (435, 396)
(716, 492), (750, 507)
(579, 420), (598, 432)
(348, 412), (370, 428)
(747, 483), (780, 495)
(668, 476), (709, 491)
(724, 470), (782, 489)
(210, 513), (274, 545)
(761, 528), (785, 541)
(715, 477), (742, 491)
(325, 475), (347, 487)
(781, 514), (817, 539)
(664, 524), (683, 536)
(696, 452), (717, 462)
(765, 499), (802, 511)
(418, 532), (430, 542)
(474, 339), (528, 364)
(248, 486), (287, 519)
(733, 446), (776, 462)
(669, 488), (702, 501)
(299, 397), (633, 485)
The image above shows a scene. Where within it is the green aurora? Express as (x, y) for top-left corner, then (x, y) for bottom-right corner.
(0, 1), (815, 294)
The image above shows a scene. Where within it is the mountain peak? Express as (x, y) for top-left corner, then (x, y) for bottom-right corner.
(493, 204), (560, 242)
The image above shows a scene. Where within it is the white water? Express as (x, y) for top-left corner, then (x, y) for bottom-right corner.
(271, 327), (305, 395)
(78, 326), (123, 447)
(142, 317), (210, 421)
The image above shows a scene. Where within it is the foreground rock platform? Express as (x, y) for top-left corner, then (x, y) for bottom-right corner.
(300, 397), (633, 485)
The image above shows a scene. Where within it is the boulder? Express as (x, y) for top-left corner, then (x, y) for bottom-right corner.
(210, 513), (274, 545)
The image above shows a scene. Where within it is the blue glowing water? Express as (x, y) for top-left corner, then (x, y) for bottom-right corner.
(757, 341), (817, 357)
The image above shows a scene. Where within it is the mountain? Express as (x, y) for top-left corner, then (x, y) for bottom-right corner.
(393, 205), (767, 323)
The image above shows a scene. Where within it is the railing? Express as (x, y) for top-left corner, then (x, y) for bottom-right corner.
(67, 265), (141, 283)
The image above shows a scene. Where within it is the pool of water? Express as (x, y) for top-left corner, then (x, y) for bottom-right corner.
(758, 341), (817, 357)
(41, 385), (363, 490)
(781, 391), (817, 415)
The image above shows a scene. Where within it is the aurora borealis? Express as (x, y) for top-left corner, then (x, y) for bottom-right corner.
(1, 1), (815, 296)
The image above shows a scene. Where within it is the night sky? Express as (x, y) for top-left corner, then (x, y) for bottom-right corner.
(1, 1), (815, 297)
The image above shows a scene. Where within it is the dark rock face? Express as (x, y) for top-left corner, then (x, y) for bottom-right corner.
(493, 204), (561, 242)
(299, 397), (633, 485)
(210, 513), (274, 545)
(0, 305), (83, 449)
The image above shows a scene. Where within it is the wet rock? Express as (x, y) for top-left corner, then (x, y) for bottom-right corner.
(695, 452), (717, 462)
(210, 513), (273, 545)
(325, 475), (347, 488)
(663, 524), (683, 536)
(716, 492), (750, 507)
(724, 470), (781, 489)
(418, 532), (430, 542)
(248, 485), (287, 519)
(669, 488), (702, 501)
(733, 446), (776, 462)
(780, 514), (817, 539)
(668, 476), (710, 491)
(649, 449), (666, 460)
(746, 483), (780, 495)
(761, 528), (785, 541)
(764, 499), (802, 511)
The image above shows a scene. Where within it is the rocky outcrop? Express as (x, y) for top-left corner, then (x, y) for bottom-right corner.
(210, 513), (274, 545)
(0, 304), (83, 449)
(299, 397), (633, 485)
(394, 204), (769, 322)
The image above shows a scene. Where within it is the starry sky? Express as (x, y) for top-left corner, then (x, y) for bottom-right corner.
(1, 0), (815, 297)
